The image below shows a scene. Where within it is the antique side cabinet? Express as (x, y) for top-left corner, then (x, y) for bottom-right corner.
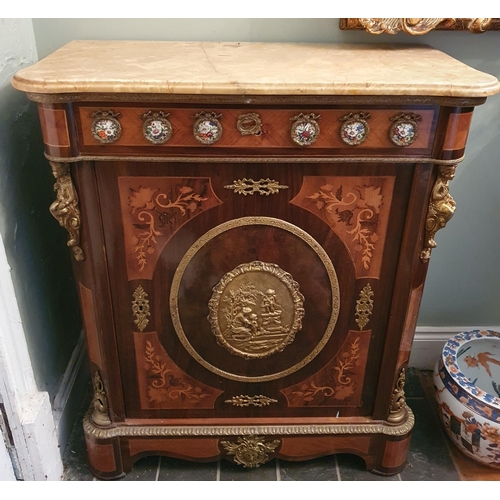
(12, 42), (500, 479)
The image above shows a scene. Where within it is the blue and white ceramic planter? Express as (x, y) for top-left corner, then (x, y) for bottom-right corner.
(434, 330), (500, 468)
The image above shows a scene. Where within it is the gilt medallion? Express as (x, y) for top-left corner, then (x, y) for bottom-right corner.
(208, 261), (305, 360)
(170, 216), (340, 383)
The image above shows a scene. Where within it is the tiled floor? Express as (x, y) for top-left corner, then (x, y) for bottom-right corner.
(63, 369), (500, 481)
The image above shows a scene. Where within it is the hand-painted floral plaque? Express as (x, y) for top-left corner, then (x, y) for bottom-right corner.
(290, 113), (321, 146)
(90, 110), (122, 143)
(339, 112), (370, 146)
(141, 111), (173, 144)
(193, 111), (223, 145)
(208, 261), (305, 360)
(389, 113), (421, 147)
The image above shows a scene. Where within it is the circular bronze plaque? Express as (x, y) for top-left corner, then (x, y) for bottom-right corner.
(208, 261), (305, 360)
(170, 217), (340, 382)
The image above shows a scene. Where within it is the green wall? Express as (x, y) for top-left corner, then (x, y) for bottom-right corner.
(28, 19), (500, 328)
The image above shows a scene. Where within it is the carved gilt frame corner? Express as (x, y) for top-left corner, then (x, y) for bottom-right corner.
(339, 18), (500, 35)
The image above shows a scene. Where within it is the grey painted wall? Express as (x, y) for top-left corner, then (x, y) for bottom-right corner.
(1, 19), (82, 400)
(27, 19), (500, 328)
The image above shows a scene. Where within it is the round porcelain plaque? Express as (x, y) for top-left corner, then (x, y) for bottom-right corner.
(389, 115), (420, 147)
(290, 113), (320, 146)
(91, 111), (122, 143)
(193, 111), (223, 145)
(339, 113), (370, 146)
(142, 112), (173, 144)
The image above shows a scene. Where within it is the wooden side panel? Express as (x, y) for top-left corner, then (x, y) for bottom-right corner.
(79, 283), (103, 368)
(39, 106), (70, 146)
(443, 111), (473, 151)
(38, 103), (73, 156)
(441, 109), (474, 160)
(86, 442), (117, 473)
(381, 436), (411, 469)
(397, 284), (424, 367)
(129, 438), (220, 460)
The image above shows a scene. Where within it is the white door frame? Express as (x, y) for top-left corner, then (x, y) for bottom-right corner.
(0, 402), (16, 480)
(0, 232), (63, 480)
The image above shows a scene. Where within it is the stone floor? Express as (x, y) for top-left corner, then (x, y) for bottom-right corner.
(62, 369), (500, 481)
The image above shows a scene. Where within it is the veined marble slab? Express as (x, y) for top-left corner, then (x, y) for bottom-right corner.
(11, 41), (500, 97)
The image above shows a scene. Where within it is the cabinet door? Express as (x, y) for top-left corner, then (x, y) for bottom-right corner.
(96, 160), (414, 421)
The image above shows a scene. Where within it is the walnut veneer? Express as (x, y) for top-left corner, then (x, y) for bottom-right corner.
(12, 41), (500, 479)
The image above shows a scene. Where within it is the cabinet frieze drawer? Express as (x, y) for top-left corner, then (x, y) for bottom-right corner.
(76, 105), (437, 154)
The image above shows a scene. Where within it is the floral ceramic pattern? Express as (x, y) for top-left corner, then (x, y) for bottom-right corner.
(290, 113), (320, 146)
(389, 113), (421, 147)
(339, 112), (370, 146)
(437, 359), (500, 423)
(91, 113), (122, 143)
(142, 111), (173, 144)
(435, 356), (500, 469)
(193, 111), (222, 145)
(441, 330), (500, 410)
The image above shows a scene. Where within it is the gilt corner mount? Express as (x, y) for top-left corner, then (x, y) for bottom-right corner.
(340, 18), (500, 35)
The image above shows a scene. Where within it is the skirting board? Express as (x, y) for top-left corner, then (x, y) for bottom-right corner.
(409, 326), (500, 370)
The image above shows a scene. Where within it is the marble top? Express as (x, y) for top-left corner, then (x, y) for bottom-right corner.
(11, 41), (500, 97)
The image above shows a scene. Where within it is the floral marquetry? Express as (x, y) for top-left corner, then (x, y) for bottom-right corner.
(280, 330), (371, 407)
(339, 112), (370, 146)
(290, 113), (321, 146)
(136, 333), (223, 410)
(90, 110), (122, 143)
(389, 113), (421, 147)
(118, 177), (223, 281)
(141, 110), (173, 144)
(290, 176), (396, 277)
(193, 111), (223, 144)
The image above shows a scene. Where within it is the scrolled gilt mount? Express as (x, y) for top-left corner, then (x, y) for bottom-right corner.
(220, 435), (281, 468)
(224, 395), (278, 407)
(91, 371), (111, 426)
(48, 161), (85, 262)
(224, 178), (289, 196)
(237, 113), (262, 136)
(420, 165), (457, 263)
(387, 367), (408, 424)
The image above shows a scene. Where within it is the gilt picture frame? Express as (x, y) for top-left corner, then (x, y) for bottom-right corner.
(340, 18), (500, 35)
